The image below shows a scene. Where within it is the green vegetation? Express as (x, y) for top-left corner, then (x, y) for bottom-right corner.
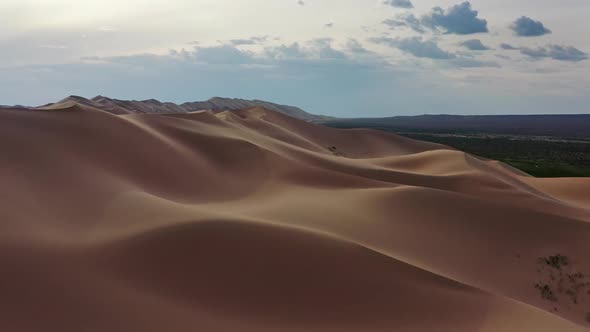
(398, 133), (590, 178)
(539, 254), (570, 270)
(324, 120), (590, 177)
(535, 283), (558, 302)
(534, 254), (590, 319)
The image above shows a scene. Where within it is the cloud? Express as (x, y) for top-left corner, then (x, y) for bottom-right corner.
(383, 0), (414, 9)
(103, 40), (351, 66)
(384, 2), (488, 35)
(520, 45), (588, 62)
(39, 44), (69, 50)
(345, 39), (371, 54)
(498, 42), (587, 62)
(192, 45), (257, 64)
(262, 38), (347, 60)
(297, 0), (304, 5)
(370, 36), (456, 60)
(450, 58), (500, 68)
(510, 16), (551, 37)
(382, 14), (425, 33)
(264, 43), (307, 59)
(398, 38), (455, 59)
(369, 36), (498, 67)
(310, 38), (348, 59)
(2, 40), (437, 117)
(228, 36), (268, 46)
(421, 2), (488, 35)
(500, 43), (518, 50)
(459, 39), (490, 51)
(1, 39), (588, 116)
(229, 39), (256, 46)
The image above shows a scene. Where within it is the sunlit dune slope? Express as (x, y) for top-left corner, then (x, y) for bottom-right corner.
(1, 101), (589, 332)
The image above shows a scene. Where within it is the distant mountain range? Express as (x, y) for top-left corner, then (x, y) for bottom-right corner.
(30, 95), (333, 123)
(3, 96), (589, 138)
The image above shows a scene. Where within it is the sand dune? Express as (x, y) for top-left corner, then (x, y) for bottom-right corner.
(1, 101), (589, 331)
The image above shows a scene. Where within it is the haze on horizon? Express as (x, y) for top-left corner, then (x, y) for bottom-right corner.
(1, 0), (589, 117)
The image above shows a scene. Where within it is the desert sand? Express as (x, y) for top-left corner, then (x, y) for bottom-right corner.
(1, 100), (589, 332)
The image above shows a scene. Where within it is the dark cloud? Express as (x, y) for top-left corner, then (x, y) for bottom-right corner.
(369, 36), (499, 67)
(498, 42), (587, 62)
(421, 2), (488, 35)
(370, 36), (456, 59)
(510, 16), (551, 37)
(500, 43), (518, 50)
(297, 0), (304, 6)
(382, 14), (425, 33)
(383, 2), (488, 35)
(459, 39), (490, 51)
(383, 0), (414, 9)
(520, 45), (588, 62)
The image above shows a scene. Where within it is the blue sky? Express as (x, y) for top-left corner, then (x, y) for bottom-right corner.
(1, 0), (589, 117)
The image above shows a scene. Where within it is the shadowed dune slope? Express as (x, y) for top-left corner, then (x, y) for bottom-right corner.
(1, 102), (589, 332)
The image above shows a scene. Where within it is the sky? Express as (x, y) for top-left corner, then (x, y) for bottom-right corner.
(1, 0), (589, 117)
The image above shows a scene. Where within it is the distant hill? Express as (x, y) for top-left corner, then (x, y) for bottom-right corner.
(181, 97), (333, 123)
(6, 96), (589, 137)
(323, 114), (590, 138)
(30, 95), (333, 123)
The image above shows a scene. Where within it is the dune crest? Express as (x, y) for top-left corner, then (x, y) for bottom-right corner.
(1, 102), (589, 332)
